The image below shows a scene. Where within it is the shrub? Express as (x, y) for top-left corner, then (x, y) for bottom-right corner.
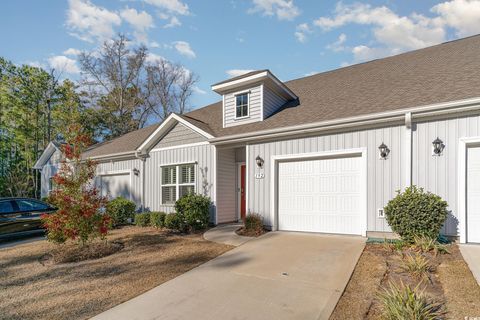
(134, 213), (151, 227)
(378, 281), (445, 320)
(174, 193), (211, 231)
(384, 186), (448, 243)
(244, 213), (264, 234)
(400, 253), (432, 280)
(106, 197), (136, 226)
(150, 212), (167, 228)
(164, 212), (187, 232)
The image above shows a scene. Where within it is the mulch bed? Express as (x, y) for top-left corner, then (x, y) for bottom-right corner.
(330, 243), (480, 319)
(0, 226), (233, 320)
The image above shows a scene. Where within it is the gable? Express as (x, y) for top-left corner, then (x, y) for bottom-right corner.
(152, 123), (207, 150)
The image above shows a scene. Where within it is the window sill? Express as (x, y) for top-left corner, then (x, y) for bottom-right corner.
(234, 115), (250, 121)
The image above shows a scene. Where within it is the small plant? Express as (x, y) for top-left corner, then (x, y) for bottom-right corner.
(134, 213), (151, 227)
(106, 197), (136, 226)
(400, 253), (432, 280)
(165, 212), (187, 232)
(384, 186), (448, 243)
(150, 212), (167, 228)
(378, 281), (446, 320)
(413, 236), (450, 256)
(174, 193), (211, 231)
(382, 238), (408, 253)
(244, 213), (264, 235)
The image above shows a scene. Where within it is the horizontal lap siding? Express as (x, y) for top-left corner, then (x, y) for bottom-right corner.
(224, 85), (262, 127)
(247, 125), (406, 232)
(145, 144), (216, 215)
(152, 123), (206, 149)
(413, 113), (480, 236)
(216, 148), (237, 223)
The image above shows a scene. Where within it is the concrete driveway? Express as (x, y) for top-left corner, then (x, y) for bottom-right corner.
(93, 232), (365, 320)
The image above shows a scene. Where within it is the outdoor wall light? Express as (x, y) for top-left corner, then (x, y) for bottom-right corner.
(378, 142), (390, 160)
(432, 137), (445, 156)
(255, 155), (264, 168)
(133, 168), (140, 176)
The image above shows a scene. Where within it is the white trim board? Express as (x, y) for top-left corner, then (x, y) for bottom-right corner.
(269, 148), (368, 236)
(150, 141), (210, 153)
(458, 137), (480, 243)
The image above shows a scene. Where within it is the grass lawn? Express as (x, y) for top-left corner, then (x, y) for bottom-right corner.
(0, 226), (233, 320)
(330, 242), (480, 319)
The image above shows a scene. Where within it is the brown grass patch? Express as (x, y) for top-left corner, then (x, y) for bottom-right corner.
(0, 226), (233, 320)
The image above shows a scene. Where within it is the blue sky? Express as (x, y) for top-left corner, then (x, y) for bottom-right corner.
(1, 0), (480, 109)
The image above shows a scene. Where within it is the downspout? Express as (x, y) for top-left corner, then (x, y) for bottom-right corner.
(135, 151), (147, 212)
(405, 112), (413, 187)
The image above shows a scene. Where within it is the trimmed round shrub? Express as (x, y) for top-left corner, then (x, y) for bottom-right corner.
(384, 186), (448, 243)
(150, 212), (167, 228)
(174, 193), (211, 231)
(134, 212), (151, 227)
(164, 212), (187, 232)
(106, 197), (136, 226)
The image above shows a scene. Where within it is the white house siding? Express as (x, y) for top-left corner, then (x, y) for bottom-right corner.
(144, 144), (216, 216)
(96, 158), (143, 206)
(412, 113), (480, 236)
(263, 84), (287, 118)
(40, 149), (62, 197)
(224, 85), (262, 127)
(216, 148), (237, 223)
(247, 124), (407, 232)
(152, 123), (206, 149)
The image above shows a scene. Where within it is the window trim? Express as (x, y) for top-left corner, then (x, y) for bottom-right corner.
(234, 91), (250, 120)
(161, 163), (197, 205)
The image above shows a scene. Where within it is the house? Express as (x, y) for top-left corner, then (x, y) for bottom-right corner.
(34, 35), (480, 244)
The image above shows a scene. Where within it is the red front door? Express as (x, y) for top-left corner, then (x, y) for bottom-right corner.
(240, 164), (246, 220)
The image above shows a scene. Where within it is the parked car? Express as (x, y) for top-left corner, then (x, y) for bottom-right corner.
(0, 198), (56, 239)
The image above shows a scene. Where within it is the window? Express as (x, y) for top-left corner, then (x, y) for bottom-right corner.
(48, 177), (55, 193)
(161, 164), (195, 204)
(16, 200), (48, 212)
(0, 201), (14, 214)
(235, 93), (249, 118)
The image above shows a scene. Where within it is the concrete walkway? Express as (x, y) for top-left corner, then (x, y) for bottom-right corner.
(460, 244), (480, 285)
(93, 232), (365, 320)
(203, 223), (253, 246)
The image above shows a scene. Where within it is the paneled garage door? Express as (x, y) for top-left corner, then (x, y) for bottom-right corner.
(277, 155), (363, 235)
(467, 147), (480, 243)
(97, 173), (131, 200)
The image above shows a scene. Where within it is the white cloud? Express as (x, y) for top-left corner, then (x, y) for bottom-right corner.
(26, 61), (46, 69)
(432, 0), (480, 37)
(193, 86), (206, 95)
(164, 16), (181, 28)
(145, 53), (165, 64)
(120, 7), (154, 32)
(249, 0), (300, 21)
(226, 69), (255, 77)
(144, 0), (190, 15)
(295, 23), (311, 43)
(48, 55), (80, 74)
(66, 0), (121, 43)
(173, 41), (196, 58)
(304, 71), (318, 76)
(326, 33), (347, 52)
(63, 48), (82, 56)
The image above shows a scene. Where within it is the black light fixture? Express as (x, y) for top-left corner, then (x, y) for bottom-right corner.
(133, 168), (140, 176)
(255, 155), (264, 168)
(432, 137), (445, 155)
(378, 142), (390, 160)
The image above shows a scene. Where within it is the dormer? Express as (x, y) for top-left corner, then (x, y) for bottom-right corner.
(211, 70), (297, 128)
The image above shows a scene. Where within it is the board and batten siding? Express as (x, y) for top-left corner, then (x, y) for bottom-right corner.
(152, 123), (206, 149)
(216, 148), (237, 223)
(263, 84), (287, 118)
(224, 85), (262, 127)
(40, 149), (62, 197)
(96, 158), (143, 205)
(247, 125), (407, 232)
(144, 144), (216, 216)
(412, 113), (480, 236)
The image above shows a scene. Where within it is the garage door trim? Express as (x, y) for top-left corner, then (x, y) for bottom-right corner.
(97, 169), (133, 201)
(270, 148), (367, 236)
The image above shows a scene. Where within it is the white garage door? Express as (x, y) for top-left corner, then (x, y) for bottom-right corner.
(97, 173), (131, 200)
(467, 147), (480, 243)
(278, 155), (363, 235)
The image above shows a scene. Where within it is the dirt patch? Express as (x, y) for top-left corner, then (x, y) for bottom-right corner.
(235, 227), (268, 237)
(40, 240), (124, 264)
(330, 243), (480, 320)
(0, 226), (233, 320)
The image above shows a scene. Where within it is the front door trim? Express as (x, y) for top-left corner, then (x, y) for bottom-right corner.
(237, 162), (246, 221)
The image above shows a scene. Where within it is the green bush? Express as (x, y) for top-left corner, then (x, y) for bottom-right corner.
(174, 193), (211, 231)
(106, 197), (136, 226)
(150, 212), (167, 228)
(134, 212), (151, 227)
(244, 213), (264, 234)
(164, 212), (187, 232)
(384, 186), (448, 243)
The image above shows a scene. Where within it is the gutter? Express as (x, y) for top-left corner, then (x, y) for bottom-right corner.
(210, 97), (480, 145)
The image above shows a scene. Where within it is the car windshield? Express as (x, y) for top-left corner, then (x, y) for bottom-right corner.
(16, 200), (48, 211)
(0, 201), (15, 214)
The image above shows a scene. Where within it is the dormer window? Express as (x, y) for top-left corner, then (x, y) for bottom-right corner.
(235, 92), (249, 118)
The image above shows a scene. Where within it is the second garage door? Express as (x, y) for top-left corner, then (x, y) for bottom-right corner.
(277, 155), (364, 235)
